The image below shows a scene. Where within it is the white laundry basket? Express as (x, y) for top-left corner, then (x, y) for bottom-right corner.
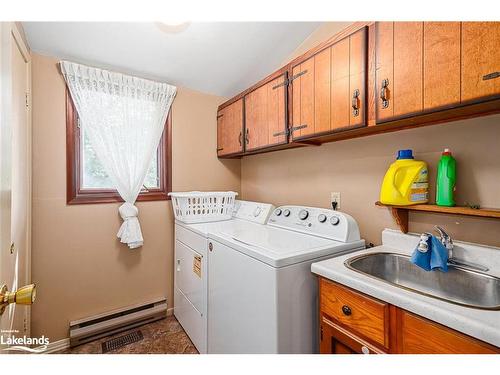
(168, 191), (238, 223)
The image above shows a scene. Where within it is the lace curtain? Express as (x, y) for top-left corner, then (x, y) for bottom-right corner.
(61, 61), (176, 249)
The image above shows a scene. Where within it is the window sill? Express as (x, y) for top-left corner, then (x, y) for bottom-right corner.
(67, 190), (170, 205)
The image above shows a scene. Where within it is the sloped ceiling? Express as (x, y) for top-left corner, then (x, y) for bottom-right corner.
(23, 22), (322, 97)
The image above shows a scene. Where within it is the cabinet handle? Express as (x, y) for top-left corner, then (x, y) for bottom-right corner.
(208, 242), (213, 252)
(483, 72), (500, 81)
(341, 305), (352, 316)
(273, 128), (290, 137)
(289, 69), (308, 83)
(380, 79), (389, 109)
(238, 131), (242, 146)
(217, 114), (223, 119)
(352, 89), (360, 116)
(290, 124), (307, 133)
(245, 128), (249, 144)
(216, 147), (224, 152)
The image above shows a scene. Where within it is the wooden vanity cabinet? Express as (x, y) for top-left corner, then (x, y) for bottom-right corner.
(319, 277), (500, 354)
(290, 27), (367, 140)
(244, 73), (288, 151)
(216, 98), (244, 157)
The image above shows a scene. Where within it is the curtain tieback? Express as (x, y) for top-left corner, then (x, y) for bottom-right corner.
(117, 203), (143, 249)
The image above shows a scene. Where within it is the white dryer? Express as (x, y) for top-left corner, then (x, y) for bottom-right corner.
(206, 205), (365, 353)
(173, 200), (274, 353)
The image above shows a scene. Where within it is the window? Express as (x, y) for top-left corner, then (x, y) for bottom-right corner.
(66, 90), (172, 204)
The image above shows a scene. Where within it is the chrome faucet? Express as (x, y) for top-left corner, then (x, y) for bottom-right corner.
(434, 226), (453, 258)
(433, 225), (489, 272)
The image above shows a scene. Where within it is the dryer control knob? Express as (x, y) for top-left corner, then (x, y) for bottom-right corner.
(253, 207), (262, 217)
(330, 216), (340, 226)
(318, 214), (327, 223)
(283, 209), (291, 217)
(274, 209), (282, 216)
(298, 209), (309, 220)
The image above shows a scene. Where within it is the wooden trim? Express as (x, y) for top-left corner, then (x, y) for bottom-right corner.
(66, 90), (172, 205)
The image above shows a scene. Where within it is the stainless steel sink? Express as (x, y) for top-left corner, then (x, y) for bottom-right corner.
(345, 252), (500, 310)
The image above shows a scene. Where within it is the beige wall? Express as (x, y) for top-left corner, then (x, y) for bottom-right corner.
(241, 23), (500, 248)
(31, 53), (240, 341)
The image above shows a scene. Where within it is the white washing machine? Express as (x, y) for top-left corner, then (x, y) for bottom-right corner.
(207, 205), (365, 354)
(173, 200), (275, 353)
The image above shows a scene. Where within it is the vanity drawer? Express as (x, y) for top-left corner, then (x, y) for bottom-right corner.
(319, 278), (390, 348)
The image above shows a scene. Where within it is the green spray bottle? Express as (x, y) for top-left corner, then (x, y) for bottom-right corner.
(436, 148), (456, 206)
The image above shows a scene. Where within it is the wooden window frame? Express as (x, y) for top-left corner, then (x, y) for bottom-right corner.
(66, 90), (172, 205)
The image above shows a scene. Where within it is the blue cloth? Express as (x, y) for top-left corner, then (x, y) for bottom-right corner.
(429, 235), (448, 272)
(410, 239), (432, 271)
(410, 234), (448, 272)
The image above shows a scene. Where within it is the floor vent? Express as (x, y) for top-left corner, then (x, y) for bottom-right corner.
(69, 298), (167, 347)
(101, 330), (144, 353)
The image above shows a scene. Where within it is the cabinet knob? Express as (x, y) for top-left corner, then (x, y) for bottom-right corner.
(380, 79), (389, 109)
(341, 305), (352, 316)
(361, 346), (370, 354)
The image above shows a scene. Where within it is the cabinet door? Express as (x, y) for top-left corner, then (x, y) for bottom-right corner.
(244, 74), (287, 151)
(320, 317), (386, 354)
(348, 27), (367, 127)
(396, 310), (499, 354)
(291, 57), (315, 138)
(217, 99), (244, 157)
(328, 27), (368, 130)
(376, 22), (423, 121)
(462, 22), (500, 102)
(423, 22), (461, 110)
(292, 27), (367, 139)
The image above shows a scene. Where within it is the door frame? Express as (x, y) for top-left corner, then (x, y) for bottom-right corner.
(0, 22), (32, 336)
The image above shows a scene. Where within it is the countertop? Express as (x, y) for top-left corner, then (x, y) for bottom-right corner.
(311, 229), (500, 347)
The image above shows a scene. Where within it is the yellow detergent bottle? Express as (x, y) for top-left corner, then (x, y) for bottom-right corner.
(380, 149), (429, 206)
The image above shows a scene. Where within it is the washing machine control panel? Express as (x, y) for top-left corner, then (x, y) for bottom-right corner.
(268, 205), (361, 242)
(232, 200), (275, 225)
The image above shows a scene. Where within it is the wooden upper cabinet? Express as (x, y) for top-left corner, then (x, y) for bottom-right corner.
(376, 22), (424, 121)
(216, 99), (244, 157)
(423, 22), (461, 110)
(244, 73), (287, 151)
(291, 27), (367, 140)
(462, 22), (500, 102)
(376, 21), (500, 123)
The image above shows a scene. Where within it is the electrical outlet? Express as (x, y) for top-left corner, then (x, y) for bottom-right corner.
(330, 192), (341, 211)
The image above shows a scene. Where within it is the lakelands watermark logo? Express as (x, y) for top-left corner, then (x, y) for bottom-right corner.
(1, 330), (49, 353)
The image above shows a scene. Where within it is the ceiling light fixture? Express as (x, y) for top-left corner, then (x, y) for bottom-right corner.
(155, 22), (190, 34)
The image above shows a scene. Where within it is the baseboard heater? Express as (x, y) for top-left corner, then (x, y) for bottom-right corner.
(69, 298), (167, 347)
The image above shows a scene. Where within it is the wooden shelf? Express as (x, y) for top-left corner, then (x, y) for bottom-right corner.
(375, 201), (500, 233)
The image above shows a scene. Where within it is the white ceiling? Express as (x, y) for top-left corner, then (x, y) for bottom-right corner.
(22, 22), (322, 97)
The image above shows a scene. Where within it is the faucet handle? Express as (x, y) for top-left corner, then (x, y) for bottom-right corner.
(434, 226), (454, 259)
(434, 226), (451, 241)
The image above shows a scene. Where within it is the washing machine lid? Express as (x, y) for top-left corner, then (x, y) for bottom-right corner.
(210, 224), (365, 268)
